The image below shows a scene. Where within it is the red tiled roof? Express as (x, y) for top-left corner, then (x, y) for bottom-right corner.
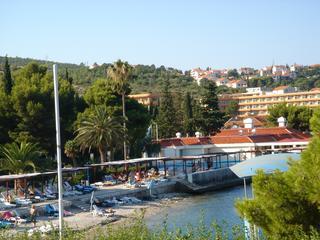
(158, 127), (310, 147)
(159, 139), (184, 147)
(215, 127), (292, 137)
(158, 137), (212, 147)
(273, 85), (289, 90)
(211, 136), (252, 144)
(181, 137), (211, 145)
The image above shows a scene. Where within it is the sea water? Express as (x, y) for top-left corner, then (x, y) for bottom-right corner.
(146, 185), (252, 233)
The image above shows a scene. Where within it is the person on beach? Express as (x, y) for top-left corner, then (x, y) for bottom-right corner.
(30, 205), (37, 227)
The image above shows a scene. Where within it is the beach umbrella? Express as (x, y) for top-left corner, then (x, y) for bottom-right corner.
(230, 153), (300, 178)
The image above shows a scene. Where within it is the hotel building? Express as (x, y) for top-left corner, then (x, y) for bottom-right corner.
(219, 87), (320, 117)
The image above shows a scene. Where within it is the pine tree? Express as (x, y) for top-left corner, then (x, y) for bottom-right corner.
(198, 80), (225, 135)
(156, 78), (178, 138)
(65, 68), (73, 85)
(3, 55), (13, 94)
(182, 92), (195, 136)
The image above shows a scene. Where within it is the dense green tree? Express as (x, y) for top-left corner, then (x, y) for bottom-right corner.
(156, 78), (178, 138)
(0, 92), (16, 144)
(107, 60), (133, 159)
(227, 69), (239, 78)
(267, 103), (313, 131)
(125, 99), (151, 158)
(310, 107), (320, 134)
(198, 80), (226, 135)
(216, 85), (245, 94)
(82, 78), (122, 116)
(0, 142), (41, 174)
(10, 62), (80, 155)
(225, 100), (239, 117)
(75, 106), (125, 163)
(182, 92), (195, 136)
(236, 108), (320, 239)
(3, 55), (13, 94)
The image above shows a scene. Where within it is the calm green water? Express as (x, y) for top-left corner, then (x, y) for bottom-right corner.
(146, 185), (251, 231)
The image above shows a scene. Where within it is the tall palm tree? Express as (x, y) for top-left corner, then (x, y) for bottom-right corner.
(107, 60), (133, 159)
(0, 142), (39, 174)
(75, 106), (125, 164)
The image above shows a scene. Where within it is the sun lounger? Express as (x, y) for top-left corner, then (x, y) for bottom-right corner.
(45, 204), (58, 216)
(92, 204), (104, 217)
(16, 197), (32, 206)
(120, 197), (142, 204)
(33, 188), (49, 200)
(44, 186), (57, 199)
(75, 184), (95, 194)
(0, 220), (14, 229)
(63, 182), (82, 196)
(91, 205), (114, 217)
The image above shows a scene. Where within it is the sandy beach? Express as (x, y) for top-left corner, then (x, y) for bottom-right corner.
(9, 192), (188, 235)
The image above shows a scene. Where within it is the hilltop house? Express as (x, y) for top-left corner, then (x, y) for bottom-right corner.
(227, 79), (247, 89)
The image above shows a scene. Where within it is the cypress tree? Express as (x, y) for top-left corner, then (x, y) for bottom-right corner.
(65, 68), (73, 85)
(173, 91), (184, 132)
(198, 80), (226, 135)
(65, 68), (69, 82)
(3, 55), (13, 94)
(156, 78), (177, 138)
(182, 92), (195, 136)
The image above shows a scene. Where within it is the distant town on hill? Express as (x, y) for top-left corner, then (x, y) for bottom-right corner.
(0, 56), (320, 96)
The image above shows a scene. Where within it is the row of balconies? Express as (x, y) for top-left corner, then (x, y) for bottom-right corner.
(239, 101), (320, 111)
(239, 94), (320, 103)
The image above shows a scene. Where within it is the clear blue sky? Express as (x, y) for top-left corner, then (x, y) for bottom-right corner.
(1, 0), (320, 70)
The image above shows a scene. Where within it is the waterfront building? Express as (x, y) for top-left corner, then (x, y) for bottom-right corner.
(157, 117), (310, 159)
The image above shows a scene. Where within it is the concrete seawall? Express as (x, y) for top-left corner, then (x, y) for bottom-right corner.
(176, 168), (243, 193)
(187, 168), (240, 186)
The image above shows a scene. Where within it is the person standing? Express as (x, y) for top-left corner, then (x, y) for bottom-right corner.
(30, 205), (37, 227)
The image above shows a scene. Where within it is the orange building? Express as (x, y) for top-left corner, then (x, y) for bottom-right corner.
(128, 93), (160, 107)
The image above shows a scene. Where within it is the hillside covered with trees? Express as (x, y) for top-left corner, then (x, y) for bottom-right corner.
(0, 56), (199, 95)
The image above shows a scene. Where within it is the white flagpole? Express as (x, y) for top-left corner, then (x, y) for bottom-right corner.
(53, 64), (64, 238)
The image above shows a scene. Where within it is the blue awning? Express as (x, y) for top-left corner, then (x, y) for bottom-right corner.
(230, 153), (300, 178)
